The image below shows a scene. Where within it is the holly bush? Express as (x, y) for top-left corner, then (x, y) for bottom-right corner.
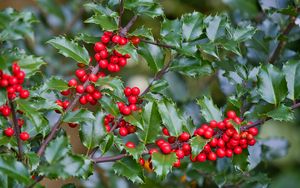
(1, 0), (300, 187)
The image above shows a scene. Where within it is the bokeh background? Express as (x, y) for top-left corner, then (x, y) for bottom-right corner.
(1, 0), (300, 187)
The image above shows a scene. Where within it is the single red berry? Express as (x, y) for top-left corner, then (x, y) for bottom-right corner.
(110, 56), (119, 64)
(124, 87), (132, 96)
(20, 132), (30, 141)
(16, 71), (25, 80)
(76, 85), (85, 94)
(149, 148), (159, 155)
(209, 138), (218, 147)
(107, 64), (116, 72)
(101, 35), (110, 43)
(160, 143), (172, 154)
(92, 91), (102, 100)
(86, 94), (94, 102)
(216, 148), (226, 158)
(121, 106), (131, 116)
(4, 127), (14, 137)
(209, 120), (218, 128)
(68, 79), (77, 87)
(103, 31), (113, 37)
(99, 59), (108, 69)
(155, 139), (165, 146)
(9, 77), (18, 85)
(207, 152), (217, 161)
(225, 149), (233, 157)
(68, 123), (78, 128)
(182, 143), (191, 155)
(79, 74), (88, 82)
(248, 127), (259, 136)
(119, 37), (128, 45)
(131, 87), (140, 96)
(61, 89), (70, 96)
(79, 96), (87, 105)
(173, 159), (181, 168)
(248, 139), (256, 146)
(99, 50), (108, 59)
(94, 42), (106, 52)
(119, 127), (128, 136)
(1, 107), (10, 116)
(118, 57), (127, 67)
(86, 85), (95, 93)
(139, 158), (145, 166)
(179, 132), (190, 142)
(203, 144), (211, 153)
(128, 96), (138, 104)
(19, 90), (30, 99)
(127, 125), (136, 133)
(204, 130), (213, 139)
(63, 101), (70, 109)
(89, 74), (98, 82)
(227, 110), (237, 119)
(217, 139), (225, 148)
(168, 136), (176, 143)
(0, 79), (8, 87)
(75, 69), (86, 78)
(197, 153), (206, 162)
(176, 149), (185, 159)
(117, 102), (125, 109)
(112, 35), (121, 43)
(131, 36), (140, 45)
(125, 141), (135, 148)
(129, 104), (137, 111)
(233, 146), (243, 154)
(162, 127), (170, 136)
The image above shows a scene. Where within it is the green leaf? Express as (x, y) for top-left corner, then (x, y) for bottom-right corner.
(124, 143), (145, 161)
(18, 55), (46, 78)
(258, 64), (287, 105)
(170, 57), (213, 77)
(100, 133), (114, 154)
(149, 80), (169, 93)
(37, 0), (64, 20)
(84, 3), (115, 15)
(85, 14), (118, 31)
(47, 36), (90, 65)
(0, 90), (7, 106)
(99, 96), (119, 117)
(46, 77), (69, 91)
(232, 25), (256, 42)
(29, 97), (61, 111)
(15, 99), (49, 135)
(130, 26), (154, 40)
(190, 136), (210, 158)
(139, 102), (161, 143)
(157, 99), (183, 136)
(161, 18), (182, 48)
(124, 0), (163, 18)
(95, 76), (125, 100)
(75, 33), (100, 44)
(63, 109), (95, 124)
(45, 136), (70, 164)
(123, 112), (143, 130)
(266, 105), (294, 122)
(151, 152), (177, 179)
(0, 157), (30, 184)
(113, 157), (144, 183)
(79, 112), (106, 150)
(138, 43), (165, 72)
(283, 60), (300, 101)
(197, 96), (223, 122)
(205, 15), (224, 42)
(114, 43), (137, 56)
(25, 152), (40, 171)
(181, 12), (204, 41)
(232, 149), (249, 171)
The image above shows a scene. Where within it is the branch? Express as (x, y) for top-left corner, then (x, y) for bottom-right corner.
(141, 58), (173, 96)
(9, 100), (23, 160)
(37, 64), (100, 156)
(140, 39), (177, 50)
(93, 153), (127, 163)
(118, 0), (125, 31)
(268, 16), (296, 64)
(241, 102), (300, 131)
(120, 15), (138, 37)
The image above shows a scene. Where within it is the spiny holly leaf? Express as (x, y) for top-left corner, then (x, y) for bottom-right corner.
(15, 99), (49, 135)
(170, 57), (213, 77)
(85, 14), (118, 31)
(124, 0), (163, 18)
(204, 15), (225, 42)
(79, 112), (106, 150)
(139, 102), (161, 143)
(266, 105), (294, 122)
(95, 76), (125, 100)
(75, 33), (100, 44)
(197, 96), (223, 122)
(258, 64), (287, 105)
(113, 157), (144, 184)
(232, 25), (256, 42)
(123, 112), (143, 130)
(124, 143), (145, 161)
(0, 90), (7, 106)
(19, 55), (46, 78)
(63, 109), (95, 124)
(99, 133), (114, 155)
(138, 43), (165, 72)
(161, 18), (182, 48)
(232, 149), (249, 171)
(114, 43), (137, 56)
(84, 2), (115, 15)
(151, 152), (177, 179)
(157, 99), (183, 136)
(181, 12), (204, 41)
(46, 76), (69, 91)
(47, 36), (90, 65)
(149, 79), (169, 93)
(45, 136), (70, 164)
(190, 136), (210, 158)
(99, 95), (119, 117)
(25, 152), (39, 171)
(0, 156), (30, 184)
(29, 97), (61, 111)
(130, 26), (154, 40)
(283, 60), (300, 101)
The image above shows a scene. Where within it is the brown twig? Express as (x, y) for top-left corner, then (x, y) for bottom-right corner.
(37, 64), (100, 156)
(118, 0), (125, 31)
(140, 39), (177, 50)
(268, 16), (296, 64)
(9, 100), (23, 160)
(120, 15), (138, 37)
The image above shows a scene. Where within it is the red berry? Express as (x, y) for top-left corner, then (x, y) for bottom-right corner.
(117, 102), (125, 109)
(131, 36), (140, 45)
(99, 59), (108, 69)
(19, 90), (30, 99)
(4, 127), (14, 137)
(61, 89), (70, 96)
(217, 139), (225, 148)
(162, 127), (170, 136)
(225, 149), (233, 157)
(101, 35), (110, 43)
(68, 123), (78, 128)
(125, 141), (135, 148)
(20, 132), (30, 141)
(129, 104), (137, 111)
(79, 96), (87, 105)
(76, 85), (85, 94)
(121, 106), (131, 116)
(119, 37), (127, 45)
(1, 107), (10, 116)
(227, 110), (236, 119)
(139, 158), (145, 166)
(18, 119), (24, 127)
(0, 79), (8, 87)
(209, 138), (218, 147)
(128, 96), (138, 104)
(155, 139), (165, 147)
(167, 136), (176, 144)
(92, 91), (102, 100)
(16, 71), (25, 79)
(160, 143), (172, 154)
(179, 132), (190, 142)
(203, 144), (211, 153)
(118, 57), (127, 67)
(173, 159), (181, 167)
(204, 130), (213, 139)
(94, 42), (106, 52)
(176, 149), (185, 159)
(248, 139), (256, 146)
(124, 87), (132, 96)
(248, 127), (259, 136)
(89, 74), (98, 82)
(9, 77), (18, 85)
(149, 148), (159, 155)
(99, 50), (108, 59)
(75, 69), (86, 78)
(197, 153), (206, 162)
(68, 79), (77, 87)
(216, 148), (226, 158)
(233, 146), (243, 154)
(86, 85), (95, 93)
(110, 56), (119, 64)
(131, 87), (140, 96)
(209, 120), (218, 128)
(207, 152), (217, 161)
(182, 143), (191, 155)
(112, 35), (121, 43)
(119, 127), (128, 136)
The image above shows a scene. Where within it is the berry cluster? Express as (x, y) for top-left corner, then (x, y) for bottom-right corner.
(103, 114), (136, 136)
(136, 110), (258, 168)
(94, 32), (140, 73)
(0, 63), (29, 100)
(116, 86), (141, 116)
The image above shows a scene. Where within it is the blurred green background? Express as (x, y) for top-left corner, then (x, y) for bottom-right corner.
(1, 0), (300, 187)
